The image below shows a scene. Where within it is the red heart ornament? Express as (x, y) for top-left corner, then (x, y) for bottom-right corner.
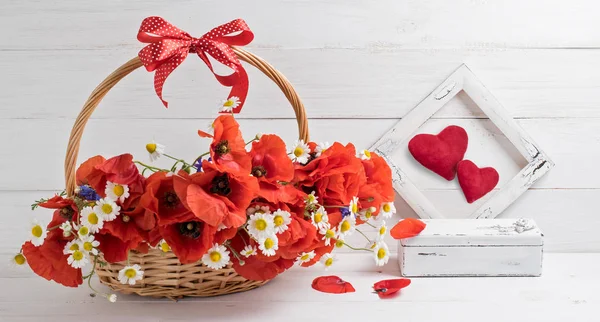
(408, 126), (468, 180)
(457, 160), (499, 203)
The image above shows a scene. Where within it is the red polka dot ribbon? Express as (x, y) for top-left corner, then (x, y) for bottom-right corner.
(137, 16), (254, 112)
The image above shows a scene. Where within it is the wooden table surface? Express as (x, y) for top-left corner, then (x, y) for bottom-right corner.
(2, 253), (596, 321)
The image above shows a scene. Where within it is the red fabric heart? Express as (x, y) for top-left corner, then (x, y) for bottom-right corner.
(457, 160), (499, 203)
(373, 279), (411, 298)
(408, 125), (468, 180)
(311, 276), (356, 294)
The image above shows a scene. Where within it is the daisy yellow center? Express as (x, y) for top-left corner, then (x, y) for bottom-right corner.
(325, 229), (335, 239)
(325, 258), (333, 267)
(335, 240), (345, 248)
(314, 213), (322, 223)
(383, 203), (391, 212)
(274, 215), (284, 227)
(351, 203), (358, 214)
(264, 238), (274, 250)
(379, 226), (386, 235)
(88, 213), (99, 225)
(72, 250), (84, 261)
(79, 226), (89, 236)
(223, 99), (235, 107)
(300, 254), (310, 261)
(146, 143), (157, 153)
(364, 150), (371, 158)
(83, 242), (93, 252)
(294, 147), (304, 157)
(113, 185), (125, 197)
(377, 248), (387, 260)
(160, 242), (170, 252)
(365, 210), (372, 219)
(210, 251), (221, 262)
(340, 220), (351, 233)
(31, 225), (43, 238)
(14, 254), (26, 265)
(124, 268), (137, 279)
(308, 195), (316, 203)
(101, 204), (113, 214)
(69, 243), (80, 251)
(254, 219), (267, 231)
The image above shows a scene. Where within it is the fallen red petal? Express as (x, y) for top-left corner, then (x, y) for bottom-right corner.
(197, 129), (214, 138)
(390, 218), (426, 239)
(312, 275), (356, 294)
(373, 278), (411, 298)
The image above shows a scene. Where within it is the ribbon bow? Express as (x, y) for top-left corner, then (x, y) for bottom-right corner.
(137, 16), (254, 112)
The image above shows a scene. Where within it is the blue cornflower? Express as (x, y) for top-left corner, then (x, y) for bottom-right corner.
(340, 207), (351, 218)
(193, 159), (203, 172)
(78, 185), (100, 201)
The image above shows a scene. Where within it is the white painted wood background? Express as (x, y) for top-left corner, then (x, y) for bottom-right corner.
(1, 0), (599, 320)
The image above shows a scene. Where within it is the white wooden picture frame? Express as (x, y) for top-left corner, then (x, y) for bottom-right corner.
(370, 64), (554, 219)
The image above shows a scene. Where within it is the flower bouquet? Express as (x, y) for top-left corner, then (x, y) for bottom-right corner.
(12, 17), (397, 301)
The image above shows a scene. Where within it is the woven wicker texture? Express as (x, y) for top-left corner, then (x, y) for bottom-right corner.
(65, 47), (308, 298)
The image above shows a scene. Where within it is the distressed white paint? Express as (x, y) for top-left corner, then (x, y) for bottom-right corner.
(399, 219), (543, 277)
(371, 65), (553, 219)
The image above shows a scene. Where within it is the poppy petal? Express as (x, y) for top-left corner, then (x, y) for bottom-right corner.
(198, 129), (214, 138)
(186, 184), (226, 226)
(311, 275), (355, 294)
(373, 278), (411, 298)
(390, 218), (426, 239)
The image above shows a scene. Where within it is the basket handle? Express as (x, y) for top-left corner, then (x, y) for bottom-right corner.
(64, 47), (309, 197)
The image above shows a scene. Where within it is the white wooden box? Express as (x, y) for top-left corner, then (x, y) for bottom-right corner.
(398, 219), (543, 277)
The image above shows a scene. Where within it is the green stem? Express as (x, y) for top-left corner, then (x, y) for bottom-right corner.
(134, 161), (164, 172)
(225, 243), (244, 264)
(356, 228), (372, 243)
(164, 154), (191, 167)
(365, 221), (377, 229)
(343, 242), (373, 252)
(190, 151), (211, 169)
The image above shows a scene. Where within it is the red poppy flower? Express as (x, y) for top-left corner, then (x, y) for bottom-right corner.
(176, 161), (259, 229)
(362, 152), (394, 202)
(21, 229), (82, 287)
(276, 215), (319, 260)
(159, 214), (218, 264)
(294, 143), (366, 206)
(39, 195), (78, 223)
(249, 135), (295, 203)
(312, 276), (355, 294)
(198, 115), (252, 175)
(373, 279), (411, 298)
(390, 218), (427, 239)
(139, 171), (189, 226)
(94, 232), (138, 263)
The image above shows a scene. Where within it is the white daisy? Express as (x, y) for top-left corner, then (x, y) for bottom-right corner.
(29, 219), (47, 247)
(258, 235), (279, 257)
(81, 235), (100, 256)
(118, 264), (144, 285)
(63, 239), (82, 255)
(105, 181), (130, 203)
(373, 241), (390, 266)
(108, 294), (117, 303)
(291, 139), (311, 164)
(296, 251), (316, 265)
(80, 206), (104, 233)
(202, 244), (231, 270)
(95, 199), (120, 222)
(10, 253), (26, 267)
(358, 149), (372, 160)
(376, 220), (388, 241)
(310, 206), (329, 230)
(158, 240), (171, 253)
(145, 140), (165, 162)
(272, 209), (291, 234)
(246, 212), (275, 240)
(320, 253), (336, 270)
(220, 96), (240, 113)
(359, 206), (377, 222)
(60, 221), (73, 237)
(349, 196), (360, 217)
(337, 215), (356, 239)
(240, 245), (257, 257)
(334, 239), (345, 249)
(320, 225), (336, 246)
(315, 142), (331, 157)
(77, 225), (90, 239)
(67, 249), (89, 269)
(380, 202), (396, 219)
(305, 191), (318, 205)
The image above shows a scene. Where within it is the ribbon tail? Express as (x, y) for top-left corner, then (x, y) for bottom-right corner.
(226, 68), (248, 114)
(152, 53), (187, 108)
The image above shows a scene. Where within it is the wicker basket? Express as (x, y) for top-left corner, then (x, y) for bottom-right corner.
(63, 47), (309, 299)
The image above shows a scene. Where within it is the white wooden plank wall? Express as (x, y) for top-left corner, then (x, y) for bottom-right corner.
(1, 0), (599, 265)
